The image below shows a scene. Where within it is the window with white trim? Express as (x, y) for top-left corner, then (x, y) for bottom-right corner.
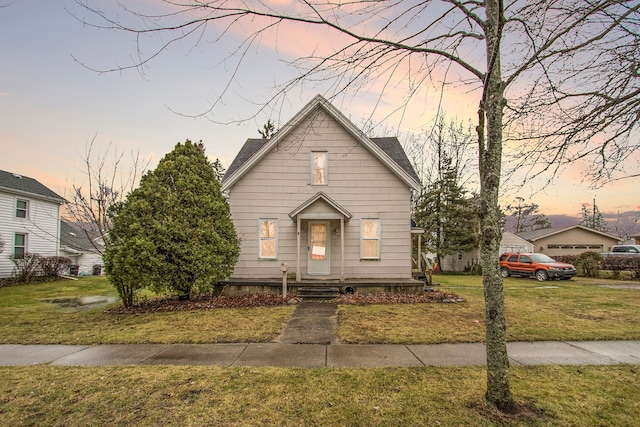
(361, 219), (380, 259)
(14, 233), (27, 259)
(16, 199), (28, 218)
(311, 151), (328, 185)
(259, 219), (278, 259)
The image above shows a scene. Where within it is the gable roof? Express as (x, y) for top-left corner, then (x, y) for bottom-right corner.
(289, 192), (353, 221)
(516, 224), (620, 242)
(0, 169), (66, 203)
(221, 95), (422, 191)
(59, 220), (103, 254)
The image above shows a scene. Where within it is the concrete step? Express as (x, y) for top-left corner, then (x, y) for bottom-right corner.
(298, 287), (341, 301)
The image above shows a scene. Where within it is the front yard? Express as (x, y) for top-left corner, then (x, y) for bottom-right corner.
(1, 275), (638, 426)
(1, 275), (638, 344)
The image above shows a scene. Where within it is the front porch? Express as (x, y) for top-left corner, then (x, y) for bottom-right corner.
(219, 277), (427, 297)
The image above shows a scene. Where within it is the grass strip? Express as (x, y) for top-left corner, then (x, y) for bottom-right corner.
(0, 365), (637, 426)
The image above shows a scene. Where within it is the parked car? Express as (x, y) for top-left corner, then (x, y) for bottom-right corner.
(601, 245), (640, 258)
(499, 253), (577, 281)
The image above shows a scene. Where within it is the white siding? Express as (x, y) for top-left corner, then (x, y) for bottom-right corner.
(0, 191), (61, 278)
(60, 249), (104, 276)
(228, 109), (414, 280)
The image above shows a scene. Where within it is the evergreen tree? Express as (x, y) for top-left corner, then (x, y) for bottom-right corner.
(414, 157), (479, 271)
(505, 197), (552, 233)
(104, 140), (239, 305)
(580, 201), (610, 233)
(258, 119), (276, 139)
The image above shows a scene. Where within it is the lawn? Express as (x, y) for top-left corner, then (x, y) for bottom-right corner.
(1, 275), (639, 344)
(338, 275), (640, 343)
(0, 277), (295, 344)
(0, 365), (638, 426)
(2, 275), (639, 426)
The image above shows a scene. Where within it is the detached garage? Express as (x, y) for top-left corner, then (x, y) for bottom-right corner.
(516, 225), (620, 257)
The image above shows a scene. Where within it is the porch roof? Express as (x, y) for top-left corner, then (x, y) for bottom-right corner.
(288, 192), (352, 222)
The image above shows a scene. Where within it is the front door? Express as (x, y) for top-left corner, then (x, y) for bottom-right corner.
(308, 221), (330, 275)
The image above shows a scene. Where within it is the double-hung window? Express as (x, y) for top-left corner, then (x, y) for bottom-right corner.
(361, 219), (381, 259)
(16, 199), (28, 218)
(14, 233), (27, 259)
(311, 151), (328, 185)
(259, 219), (278, 259)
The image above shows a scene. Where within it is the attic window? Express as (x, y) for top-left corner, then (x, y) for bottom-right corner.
(311, 151), (328, 185)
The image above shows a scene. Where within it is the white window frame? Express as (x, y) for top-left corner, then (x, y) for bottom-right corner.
(16, 199), (28, 218)
(14, 233), (27, 259)
(360, 219), (381, 260)
(258, 219), (278, 259)
(311, 151), (328, 186)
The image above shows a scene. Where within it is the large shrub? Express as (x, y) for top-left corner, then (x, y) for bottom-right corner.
(575, 251), (603, 278)
(104, 140), (239, 306)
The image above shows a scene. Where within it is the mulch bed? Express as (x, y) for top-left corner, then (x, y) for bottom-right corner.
(106, 289), (464, 314)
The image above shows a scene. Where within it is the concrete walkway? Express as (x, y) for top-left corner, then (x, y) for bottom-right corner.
(1, 302), (639, 368)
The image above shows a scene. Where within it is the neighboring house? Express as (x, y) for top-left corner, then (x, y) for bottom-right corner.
(440, 231), (534, 272)
(0, 170), (66, 278)
(516, 225), (620, 257)
(221, 95), (422, 282)
(59, 220), (104, 276)
(631, 233), (640, 245)
(500, 231), (535, 254)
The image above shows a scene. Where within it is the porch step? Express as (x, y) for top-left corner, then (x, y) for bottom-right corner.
(298, 287), (341, 301)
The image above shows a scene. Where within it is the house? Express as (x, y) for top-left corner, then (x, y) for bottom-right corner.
(516, 225), (620, 257)
(0, 170), (66, 278)
(221, 95), (423, 289)
(439, 231), (534, 272)
(500, 231), (535, 254)
(59, 220), (104, 276)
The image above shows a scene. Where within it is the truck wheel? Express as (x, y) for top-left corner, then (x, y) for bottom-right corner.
(500, 267), (510, 278)
(535, 270), (549, 281)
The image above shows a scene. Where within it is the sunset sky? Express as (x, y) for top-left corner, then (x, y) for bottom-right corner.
(1, 1), (638, 236)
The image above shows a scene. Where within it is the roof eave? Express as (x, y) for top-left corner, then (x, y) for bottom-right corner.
(0, 185), (67, 204)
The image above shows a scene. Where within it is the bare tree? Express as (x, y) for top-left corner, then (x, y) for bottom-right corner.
(406, 114), (477, 191)
(72, 0), (640, 411)
(612, 210), (640, 241)
(65, 134), (148, 254)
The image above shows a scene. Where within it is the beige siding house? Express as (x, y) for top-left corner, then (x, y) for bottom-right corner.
(221, 95), (422, 283)
(516, 225), (620, 257)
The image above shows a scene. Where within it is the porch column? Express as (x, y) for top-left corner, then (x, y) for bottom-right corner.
(418, 234), (422, 270)
(296, 216), (301, 282)
(340, 216), (345, 282)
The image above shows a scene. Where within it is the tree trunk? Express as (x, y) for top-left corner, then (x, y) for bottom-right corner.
(479, 0), (514, 411)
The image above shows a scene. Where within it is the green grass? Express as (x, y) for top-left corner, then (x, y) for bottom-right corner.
(2, 275), (639, 425)
(337, 275), (640, 343)
(1, 275), (639, 344)
(0, 365), (637, 426)
(0, 277), (295, 344)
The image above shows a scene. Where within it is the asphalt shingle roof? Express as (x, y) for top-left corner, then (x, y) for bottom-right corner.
(59, 220), (103, 253)
(223, 137), (420, 185)
(0, 169), (65, 202)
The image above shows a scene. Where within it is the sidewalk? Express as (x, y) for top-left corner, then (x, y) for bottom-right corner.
(1, 341), (639, 367)
(2, 301), (639, 368)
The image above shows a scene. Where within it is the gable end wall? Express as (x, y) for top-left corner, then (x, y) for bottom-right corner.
(227, 109), (413, 279)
